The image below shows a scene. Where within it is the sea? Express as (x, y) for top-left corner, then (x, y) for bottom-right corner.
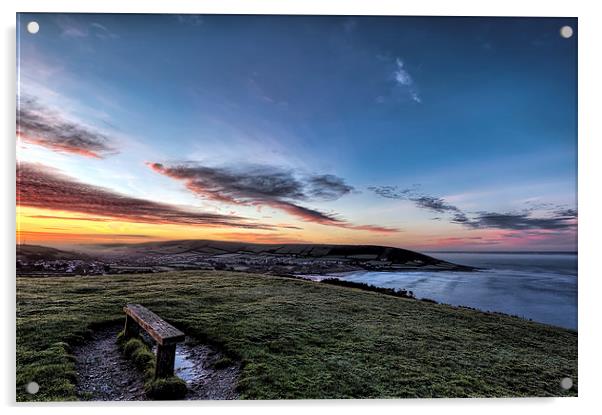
(315, 252), (577, 330)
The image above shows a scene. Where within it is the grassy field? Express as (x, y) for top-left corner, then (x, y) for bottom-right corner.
(16, 271), (577, 401)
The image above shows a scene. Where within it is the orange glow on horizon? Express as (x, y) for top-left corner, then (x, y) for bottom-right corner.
(16, 206), (324, 247)
(16, 204), (417, 248)
(17, 206), (561, 251)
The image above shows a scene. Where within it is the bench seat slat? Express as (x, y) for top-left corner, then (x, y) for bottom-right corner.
(124, 304), (185, 345)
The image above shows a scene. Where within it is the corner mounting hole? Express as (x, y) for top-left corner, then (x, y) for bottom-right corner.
(27, 21), (39, 34)
(560, 377), (573, 390)
(560, 26), (573, 39)
(25, 381), (39, 394)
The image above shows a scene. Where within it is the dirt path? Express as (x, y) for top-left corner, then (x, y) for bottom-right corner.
(73, 325), (239, 401)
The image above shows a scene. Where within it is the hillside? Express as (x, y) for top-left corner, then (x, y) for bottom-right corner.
(16, 270), (577, 400)
(88, 239), (475, 271)
(17, 240), (474, 276)
(89, 239), (456, 263)
(17, 244), (88, 261)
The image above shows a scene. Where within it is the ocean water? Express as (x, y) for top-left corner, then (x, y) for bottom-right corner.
(336, 253), (577, 330)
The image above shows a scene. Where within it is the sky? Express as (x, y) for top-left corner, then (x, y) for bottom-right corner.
(16, 14), (577, 252)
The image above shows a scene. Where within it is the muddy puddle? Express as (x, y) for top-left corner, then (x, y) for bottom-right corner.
(73, 325), (239, 401)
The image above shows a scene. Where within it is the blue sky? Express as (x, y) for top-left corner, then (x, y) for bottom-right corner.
(16, 14), (577, 251)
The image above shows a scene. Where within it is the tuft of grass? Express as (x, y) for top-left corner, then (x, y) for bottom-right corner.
(131, 348), (155, 370)
(115, 330), (126, 345)
(122, 338), (146, 359)
(145, 377), (188, 400)
(17, 270), (577, 400)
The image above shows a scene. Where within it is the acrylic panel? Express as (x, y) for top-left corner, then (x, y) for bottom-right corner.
(16, 13), (577, 401)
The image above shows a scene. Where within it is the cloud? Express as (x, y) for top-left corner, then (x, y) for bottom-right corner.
(56, 16), (118, 39)
(458, 212), (577, 231)
(394, 58), (413, 86)
(370, 185), (577, 232)
(412, 195), (460, 213)
(306, 174), (355, 201)
(174, 15), (203, 26)
(426, 236), (502, 247)
(410, 91), (422, 104)
(17, 96), (117, 158)
(89, 22), (119, 40)
(555, 208), (578, 219)
(369, 185), (411, 199)
(393, 58), (421, 103)
(25, 215), (113, 222)
(368, 185), (460, 213)
(17, 163), (273, 230)
(148, 162), (397, 233)
(276, 224), (304, 230)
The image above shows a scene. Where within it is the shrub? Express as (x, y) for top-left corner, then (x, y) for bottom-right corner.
(145, 377), (188, 400)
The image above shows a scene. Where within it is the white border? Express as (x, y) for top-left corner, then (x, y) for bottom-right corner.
(2, 1), (601, 414)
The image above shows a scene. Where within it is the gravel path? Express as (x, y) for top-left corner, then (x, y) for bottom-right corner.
(73, 325), (239, 401)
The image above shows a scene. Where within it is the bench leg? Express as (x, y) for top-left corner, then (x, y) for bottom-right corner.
(155, 343), (177, 379)
(123, 315), (138, 338)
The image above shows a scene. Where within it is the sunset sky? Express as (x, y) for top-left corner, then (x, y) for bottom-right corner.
(16, 14), (577, 251)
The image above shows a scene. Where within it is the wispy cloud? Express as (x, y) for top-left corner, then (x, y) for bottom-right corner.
(369, 184), (577, 232)
(56, 16), (118, 39)
(17, 163), (274, 230)
(369, 185), (459, 214)
(25, 215), (113, 222)
(89, 22), (119, 40)
(394, 58), (413, 86)
(174, 15), (203, 27)
(17, 95), (118, 159)
(455, 211), (577, 231)
(393, 58), (421, 103)
(148, 162), (398, 233)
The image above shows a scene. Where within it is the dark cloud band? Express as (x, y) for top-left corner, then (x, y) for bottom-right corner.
(17, 96), (117, 159)
(17, 163), (273, 230)
(369, 185), (577, 232)
(368, 185), (459, 214)
(456, 211), (577, 231)
(148, 162), (397, 233)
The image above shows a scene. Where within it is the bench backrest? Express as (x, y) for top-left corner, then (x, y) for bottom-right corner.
(123, 304), (185, 345)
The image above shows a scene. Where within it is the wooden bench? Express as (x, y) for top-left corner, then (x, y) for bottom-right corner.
(123, 304), (185, 379)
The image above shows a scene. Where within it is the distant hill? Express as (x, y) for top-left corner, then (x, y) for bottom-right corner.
(88, 239), (474, 270)
(17, 244), (88, 261)
(16, 240), (476, 274)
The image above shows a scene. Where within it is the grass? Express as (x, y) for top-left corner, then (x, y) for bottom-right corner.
(16, 270), (577, 401)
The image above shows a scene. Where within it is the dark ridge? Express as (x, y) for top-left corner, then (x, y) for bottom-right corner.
(86, 239), (474, 269)
(17, 244), (89, 261)
(16, 239), (476, 276)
